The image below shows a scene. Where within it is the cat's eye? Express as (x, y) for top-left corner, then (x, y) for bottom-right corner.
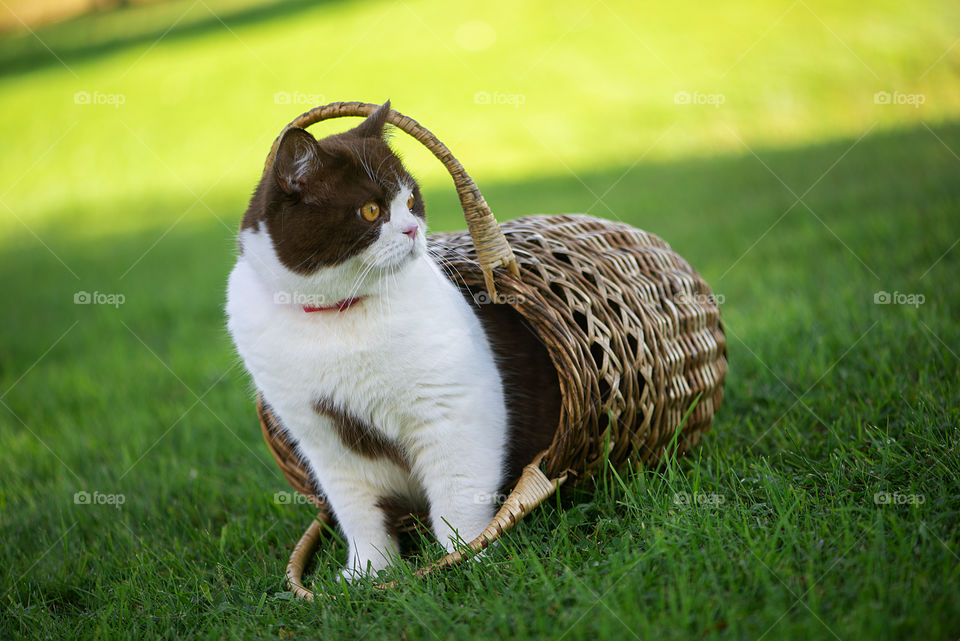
(406, 194), (415, 210)
(360, 202), (380, 222)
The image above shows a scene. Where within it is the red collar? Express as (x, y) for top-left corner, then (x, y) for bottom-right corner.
(302, 297), (365, 313)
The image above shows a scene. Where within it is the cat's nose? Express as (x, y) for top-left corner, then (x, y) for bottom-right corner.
(402, 225), (418, 239)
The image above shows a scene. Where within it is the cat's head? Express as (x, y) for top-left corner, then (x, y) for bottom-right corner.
(239, 100), (426, 302)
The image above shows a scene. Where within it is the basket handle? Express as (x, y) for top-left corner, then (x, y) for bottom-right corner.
(286, 452), (567, 600)
(264, 101), (520, 300)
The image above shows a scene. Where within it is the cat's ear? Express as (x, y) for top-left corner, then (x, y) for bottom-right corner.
(273, 127), (321, 195)
(351, 100), (391, 139)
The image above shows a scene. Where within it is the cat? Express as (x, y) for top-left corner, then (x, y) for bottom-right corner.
(226, 101), (558, 581)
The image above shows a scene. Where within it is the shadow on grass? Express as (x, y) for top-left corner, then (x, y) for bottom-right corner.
(0, 0), (344, 78)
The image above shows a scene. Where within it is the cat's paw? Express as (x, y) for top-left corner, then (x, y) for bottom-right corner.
(338, 557), (390, 583)
(338, 565), (370, 584)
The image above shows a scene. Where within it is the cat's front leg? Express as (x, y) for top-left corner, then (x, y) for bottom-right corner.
(323, 473), (400, 581)
(297, 448), (401, 581)
(413, 422), (505, 554)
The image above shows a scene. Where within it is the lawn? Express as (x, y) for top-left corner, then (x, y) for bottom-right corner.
(1, 1), (959, 639)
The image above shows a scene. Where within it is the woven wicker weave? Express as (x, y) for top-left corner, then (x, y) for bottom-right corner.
(253, 102), (727, 599)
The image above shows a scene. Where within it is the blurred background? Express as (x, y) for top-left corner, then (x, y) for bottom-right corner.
(1, 1), (958, 638)
(2, 0), (957, 240)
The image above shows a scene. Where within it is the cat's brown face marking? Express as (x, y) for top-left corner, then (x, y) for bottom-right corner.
(241, 100), (425, 273)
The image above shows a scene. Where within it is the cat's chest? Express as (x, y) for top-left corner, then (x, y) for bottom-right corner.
(260, 314), (432, 404)
(226, 258), (472, 428)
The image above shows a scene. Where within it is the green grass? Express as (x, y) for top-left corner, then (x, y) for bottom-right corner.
(2, 0), (959, 639)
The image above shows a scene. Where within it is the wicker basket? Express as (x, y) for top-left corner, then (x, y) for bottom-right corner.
(254, 102), (727, 599)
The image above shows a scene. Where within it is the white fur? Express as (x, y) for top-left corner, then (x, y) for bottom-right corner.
(226, 187), (507, 580)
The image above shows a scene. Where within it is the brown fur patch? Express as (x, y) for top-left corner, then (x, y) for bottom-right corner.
(376, 494), (413, 538)
(376, 494), (414, 527)
(313, 397), (411, 473)
(375, 494), (432, 554)
(468, 299), (562, 482)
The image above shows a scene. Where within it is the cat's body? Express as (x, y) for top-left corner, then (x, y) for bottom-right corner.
(227, 244), (506, 578)
(226, 102), (550, 580)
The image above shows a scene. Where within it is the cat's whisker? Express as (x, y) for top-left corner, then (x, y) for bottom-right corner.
(344, 252), (385, 303)
(381, 267), (387, 320)
(428, 245), (477, 268)
(337, 230), (378, 267)
(427, 247), (471, 292)
(290, 247), (321, 273)
(359, 139), (377, 185)
(385, 268), (398, 335)
(373, 152), (393, 186)
(434, 245), (476, 262)
(346, 260), (378, 303)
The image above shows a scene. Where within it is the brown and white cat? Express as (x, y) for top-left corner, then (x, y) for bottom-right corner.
(226, 101), (557, 580)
